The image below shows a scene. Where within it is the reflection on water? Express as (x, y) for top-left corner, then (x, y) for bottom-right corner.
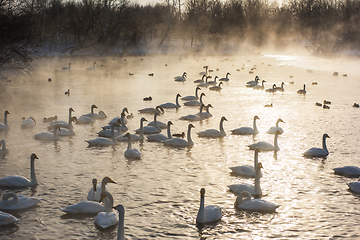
(0, 54), (360, 239)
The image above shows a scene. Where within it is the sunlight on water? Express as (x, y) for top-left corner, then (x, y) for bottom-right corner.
(0, 53), (359, 239)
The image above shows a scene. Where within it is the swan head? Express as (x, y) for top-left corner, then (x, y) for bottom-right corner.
(30, 116), (36, 123)
(5, 110), (10, 115)
(167, 121), (173, 126)
(256, 162), (263, 170)
(254, 115), (260, 120)
(221, 116), (228, 122)
(98, 111), (107, 118)
(156, 106), (165, 114)
(207, 104), (213, 109)
(196, 87), (201, 90)
(234, 191), (252, 207)
(102, 176), (116, 184)
(69, 107), (74, 112)
(113, 204), (125, 214)
(277, 118), (285, 124)
(272, 84), (276, 89)
(141, 117), (147, 123)
(189, 123), (195, 129)
(91, 104), (98, 110)
(100, 191), (112, 203)
(323, 133), (330, 139)
(31, 153), (39, 161)
(71, 116), (77, 123)
(200, 188), (205, 198)
(122, 108), (129, 114)
(200, 93), (206, 97)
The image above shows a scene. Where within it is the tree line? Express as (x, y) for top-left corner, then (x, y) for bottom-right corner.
(1, 0), (360, 69)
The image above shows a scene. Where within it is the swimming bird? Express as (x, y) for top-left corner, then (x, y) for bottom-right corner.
(230, 147), (262, 178)
(0, 110), (10, 130)
(94, 191), (118, 229)
(172, 132), (185, 138)
(179, 104), (205, 121)
(181, 87), (201, 101)
(264, 103), (273, 107)
(117, 117), (147, 141)
(34, 125), (61, 141)
(87, 177), (116, 202)
(138, 105), (164, 115)
(234, 191), (279, 212)
(0, 140), (9, 154)
(194, 75), (206, 83)
(0, 192), (41, 210)
(315, 102), (323, 107)
(143, 96), (152, 101)
(174, 72), (187, 82)
(297, 84), (307, 94)
(246, 76), (260, 85)
(0, 211), (19, 226)
(197, 103), (213, 119)
(65, 89), (70, 95)
(323, 100), (331, 105)
(231, 115), (260, 135)
(77, 104), (98, 124)
(209, 82), (223, 91)
(219, 72), (230, 82)
(275, 82), (285, 92)
(135, 112), (161, 135)
(21, 116), (36, 128)
(253, 80), (266, 90)
(248, 131), (281, 151)
(197, 116), (227, 138)
(108, 107), (128, 125)
(352, 103), (359, 108)
(196, 188), (222, 224)
(267, 118), (285, 134)
(183, 92), (206, 107)
(62, 63), (71, 70)
(98, 119), (123, 138)
(86, 122), (119, 146)
(199, 65), (208, 76)
(347, 181), (360, 194)
(159, 93), (181, 109)
(54, 117), (76, 136)
(43, 115), (57, 123)
(124, 133), (141, 159)
(207, 76), (218, 85)
(163, 124), (195, 148)
(197, 76), (211, 87)
(265, 84), (277, 93)
(228, 161), (263, 197)
(86, 61), (96, 70)
(333, 166), (360, 178)
(303, 133), (330, 158)
(0, 153), (39, 188)
(147, 121), (173, 142)
(48, 107), (75, 129)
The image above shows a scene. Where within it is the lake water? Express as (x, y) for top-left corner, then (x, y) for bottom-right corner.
(0, 53), (359, 239)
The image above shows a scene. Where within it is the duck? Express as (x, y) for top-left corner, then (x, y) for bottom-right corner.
(209, 82), (223, 91)
(0, 211), (19, 226)
(34, 125), (61, 141)
(231, 115), (260, 135)
(248, 131), (281, 151)
(323, 104), (330, 109)
(147, 121), (173, 142)
(267, 118), (285, 134)
(62, 63), (71, 70)
(0, 140), (9, 154)
(21, 116), (36, 128)
(219, 72), (230, 81)
(65, 89), (70, 95)
(0, 153), (39, 188)
(197, 76), (211, 88)
(163, 124), (195, 148)
(183, 92), (206, 107)
(0, 110), (10, 130)
(135, 112), (161, 135)
(94, 191), (118, 229)
(196, 103), (212, 119)
(234, 191), (279, 212)
(194, 75), (206, 83)
(347, 181), (360, 194)
(228, 161), (263, 197)
(333, 166), (360, 178)
(172, 132), (185, 138)
(230, 147), (262, 178)
(315, 102), (323, 107)
(77, 104), (97, 124)
(124, 133), (141, 159)
(352, 103), (359, 108)
(196, 188), (222, 224)
(265, 84), (277, 93)
(143, 96), (152, 101)
(253, 80), (266, 90)
(86, 61), (96, 70)
(181, 87), (201, 101)
(117, 118), (147, 142)
(197, 116), (227, 138)
(87, 177), (116, 202)
(174, 72), (187, 82)
(297, 84), (307, 94)
(275, 82), (285, 92)
(138, 105), (165, 115)
(264, 103), (273, 107)
(114, 205), (126, 240)
(179, 104), (205, 121)
(0, 192), (41, 210)
(86, 122), (119, 146)
(303, 133), (330, 158)
(159, 93), (181, 109)
(48, 107), (75, 130)
(126, 113), (134, 119)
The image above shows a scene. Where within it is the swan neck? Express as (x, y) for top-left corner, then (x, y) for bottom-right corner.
(127, 135), (132, 149)
(187, 126), (193, 145)
(104, 193), (114, 212)
(322, 135), (328, 152)
(195, 88), (199, 98)
(117, 210), (125, 240)
(176, 95), (180, 107)
(254, 150), (258, 169)
(167, 124), (172, 139)
(30, 157), (37, 185)
(253, 118), (258, 131)
(196, 196), (205, 223)
(200, 94), (204, 104)
(276, 119), (280, 127)
(2, 193), (18, 206)
(154, 114), (160, 131)
(274, 133), (279, 150)
(254, 166), (261, 195)
(219, 119), (225, 135)
(111, 124), (117, 144)
(139, 119), (144, 138)
(4, 112), (8, 126)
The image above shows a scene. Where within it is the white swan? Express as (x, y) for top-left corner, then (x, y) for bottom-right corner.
(196, 188), (222, 224)
(147, 118), (167, 129)
(234, 191), (279, 212)
(0, 211), (19, 226)
(48, 108), (75, 129)
(87, 177), (116, 202)
(174, 72), (187, 82)
(333, 166), (360, 178)
(194, 75), (206, 83)
(83, 110), (107, 119)
(0, 192), (41, 210)
(98, 119), (123, 138)
(199, 65), (208, 76)
(231, 115), (260, 135)
(179, 104), (205, 121)
(183, 92), (206, 107)
(61, 199), (106, 214)
(163, 124), (194, 148)
(253, 80), (266, 90)
(230, 147), (262, 178)
(103, 113), (128, 131)
(228, 162), (263, 197)
(297, 84), (307, 94)
(86, 123), (119, 146)
(197, 104), (212, 119)
(159, 93), (181, 109)
(197, 76), (210, 87)
(77, 104), (97, 124)
(135, 113), (161, 135)
(114, 205), (125, 240)
(55, 117), (76, 136)
(138, 105), (165, 115)
(197, 116), (227, 138)
(62, 63), (71, 70)
(267, 118), (285, 134)
(209, 82), (223, 91)
(275, 82), (285, 92)
(124, 133), (141, 159)
(94, 191), (118, 229)
(219, 72), (231, 82)
(347, 181), (360, 194)
(207, 76), (218, 85)
(181, 87), (201, 101)
(147, 121), (173, 142)
(117, 118), (147, 141)
(34, 125), (61, 141)
(109, 107), (128, 125)
(86, 61), (96, 70)
(246, 76), (260, 85)
(303, 133), (330, 158)
(0, 140), (9, 154)
(265, 84), (277, 93)
(0, 110), (10, 130)
(21, 116), (36, 128)
(0, 153), (39, 188)
(248, 131), (280, 151)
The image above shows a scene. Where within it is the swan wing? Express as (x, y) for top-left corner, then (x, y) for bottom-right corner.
(197, 129), (223, 138)
(61, 201), (105, 214)
(231, 127), (257, 135)
(333, 166), (360, 177)
(124, 149), (141, 159)
(347, 182), (360, 193)
(203, 205), (222, 223)
(236, 199), (279, 212)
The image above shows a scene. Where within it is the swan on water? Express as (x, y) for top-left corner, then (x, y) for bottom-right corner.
(0, 110), (10, 130)
(34, 125), (61, 141)
(275, 82), (285, 92)
(159, 93), (181, 109)
(265, 84), (277, 93)
(219, 72), (231, 82)
(197, 116), (227, 138)
(303, 133), (330, 158)
(253, 80), (266, 90)
(61, 198), (106, 214)
(228, 161), (263, 197)
(174, 72), (187, 82)
(0, 192), (41, 210)
(207, 76), (218, 85)
(231, 115), (260, 135)
(181, 87), (201, 101)
(21, 116), (36, 128)
(0, 153), (39, 188)
(87, 177), (116, 202)
(86, 122), (119, 146)
(124, 133), (141, 159)
(0, 211), (19, 226)
(48, 107), (75, 129)
(297, 84), (307, 94)
(183, 92), (206, 107)
(98, 119), (124, 138)
(109, 107), (128, 125)
(77, 104), (98, 124)
(246, 76), (260, 85)
(62, 63), (71, 70)
(230, 147), (262, 178)
(86, 61), (96, 70)
(117, 118), (147, 141)
(54, 117), (76, 136)
(114, 204), (126, 240)
(194, 75), (206, 83)
(163, 124), (195, 148)
(180, 104), (205, 121)
(138, 105), (165, 115)
(209, 82), (223, 91)
(0, 140), (9, 154)
(333, 166), (360, 178)
(103, 112), (128, 131)
(197, 76), (211, 87)
(347, 181), (360, 194)
(199, 65), (208, 76)
(267, 118), (285, 134)
(248, 131), (281, 151)
(196, 188), (222, 224)
(94, 191), (118, 229)
(196, 103), (212, 119)
(234, 191), (279, 212)
(147, 121), (173, 142)
(83, 110), (107, 119)
(135, 112), (161, 135)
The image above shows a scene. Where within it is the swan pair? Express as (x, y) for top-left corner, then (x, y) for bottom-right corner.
(183, 92), (206, 107)
(180, 104), (205, 121)
(303, 133), (330, 158)
(77, 104), (98, 124)
(117, 117), (147, 141)
(87, 122), (119, 146)
(163, 124), (194, 148)
(197, 116), (227, 138)
(87, 177), (116, 202)
(147, 121), (173, 142)
(0, 110), (10, 130)
(21, 116), (36, 128)
(48, 107), (75, 129)
(0, 192), (41, 210)
(135, 113), (161, 135)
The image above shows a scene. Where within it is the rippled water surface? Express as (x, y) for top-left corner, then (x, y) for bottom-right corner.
(0, 53), (360, 239)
